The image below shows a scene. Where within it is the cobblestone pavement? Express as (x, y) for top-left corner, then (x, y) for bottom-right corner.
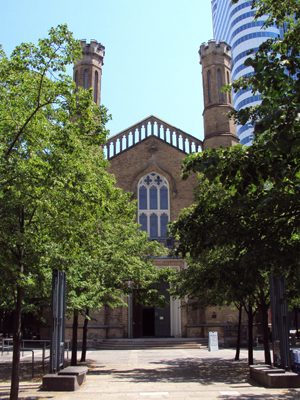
(1, 348), (300, 399)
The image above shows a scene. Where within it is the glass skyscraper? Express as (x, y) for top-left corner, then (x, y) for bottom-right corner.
(211, 0), (283, 145)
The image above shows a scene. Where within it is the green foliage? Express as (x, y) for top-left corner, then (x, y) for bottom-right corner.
(169, 175), (271, 310)
(171, 0), (300, 308)
(0, 24), (168, 322)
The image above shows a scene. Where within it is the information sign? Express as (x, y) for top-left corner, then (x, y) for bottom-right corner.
(209, 331), (219, 352)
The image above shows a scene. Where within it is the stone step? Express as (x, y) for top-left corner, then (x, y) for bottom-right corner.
(250, 364), (300, 388)
(42, 366), (88, 392)
(87, 338), (208, 350)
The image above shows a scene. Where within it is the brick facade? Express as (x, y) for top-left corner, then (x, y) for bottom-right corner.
(62, 39), (248, 343)
(107, 133), (200, 222)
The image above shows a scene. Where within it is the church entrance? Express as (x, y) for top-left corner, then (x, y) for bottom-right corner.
(132, 282), (171, 338)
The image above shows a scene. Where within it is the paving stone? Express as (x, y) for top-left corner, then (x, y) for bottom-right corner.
(2, 348), (300, 399)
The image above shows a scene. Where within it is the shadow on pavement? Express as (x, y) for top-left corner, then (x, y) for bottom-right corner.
(88, 357), (250, 385)
(216, 394), (300, 400)
(0, 361), (49, 383)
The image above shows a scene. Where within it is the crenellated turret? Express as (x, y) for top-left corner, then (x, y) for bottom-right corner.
(199, 40), (239, 150)
(73, 39), (105, 105)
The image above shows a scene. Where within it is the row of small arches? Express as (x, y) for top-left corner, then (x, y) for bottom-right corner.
(104, 123), (201, 159)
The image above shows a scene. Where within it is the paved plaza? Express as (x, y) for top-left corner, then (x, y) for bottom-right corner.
(1, 347), (300, 399)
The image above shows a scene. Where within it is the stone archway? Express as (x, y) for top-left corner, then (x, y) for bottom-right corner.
(128, 281), (181, 338)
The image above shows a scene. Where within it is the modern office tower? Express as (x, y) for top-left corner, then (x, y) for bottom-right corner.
(211, 0), (283, 145)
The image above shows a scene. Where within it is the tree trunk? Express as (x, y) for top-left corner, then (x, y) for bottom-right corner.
(260, 300), (271, 365)
(80, 309), (89, 362)
(235, 303), (242, 361)
(248, 303), (254, 365)
(10, 286), (22, 400)
(295, 307), (299, 338)
(71, 310), (78, 366)
(10, 216), (25, 400)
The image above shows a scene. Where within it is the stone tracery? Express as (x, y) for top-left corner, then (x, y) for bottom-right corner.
(138, 172), (170, 238)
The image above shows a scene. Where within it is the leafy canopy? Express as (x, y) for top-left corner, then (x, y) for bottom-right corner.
(0, 24), (168, 320)
(169, 0), (300, 306)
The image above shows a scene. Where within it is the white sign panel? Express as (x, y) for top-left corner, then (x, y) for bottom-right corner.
(209, 331), (219, 351)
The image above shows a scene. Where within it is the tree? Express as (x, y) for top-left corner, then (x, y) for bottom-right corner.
(170, 0), (300, 364)
(169, 176), (272, 364)
(0, 25), (168, 399)
(63, 192), (168, 364)
(0, 26), (107, 399)
(181, 0), (300, 278)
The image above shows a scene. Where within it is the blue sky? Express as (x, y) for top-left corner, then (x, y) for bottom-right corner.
(1, 0), (213, 140)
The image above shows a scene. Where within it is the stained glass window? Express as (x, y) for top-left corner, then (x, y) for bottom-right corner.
(155, 176), (162, 185)
(139, 186), (147, 209)
(160, 186), (168, 210)
(144, 175), (152, 185)
(160, 213), (169, 237)
(139, 213), (147, 232)
(138, 173), (170, 238)
(150, 214), (158, 237)
(150, 186), (158, 209)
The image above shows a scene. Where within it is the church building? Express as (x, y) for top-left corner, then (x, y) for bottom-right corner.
(66, 39), (241, 342)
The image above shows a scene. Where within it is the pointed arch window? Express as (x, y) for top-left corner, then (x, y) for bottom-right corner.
(83, 69), (89, 90)
(150, 186), (158, 209)
(150, 214), (158, 237)
(139, 185), (147, 210)
(227, 71), (231, 104)
(160, 213), (168, 237)
(94, 71), (98, 103)
(217, 69), (223, 101)
(138, 173), (170, 238)
(139, 213), (147, 233)
(207, 70), (212, 103)
(75, 71), (78, 91)
(160, 186), (168, 209)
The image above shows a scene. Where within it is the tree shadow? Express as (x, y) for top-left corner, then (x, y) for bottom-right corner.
(88, 357), (251, 385)
(0, 360), (49, 383)
(0, 395), (53, 400)
(215, 393), (300, 399)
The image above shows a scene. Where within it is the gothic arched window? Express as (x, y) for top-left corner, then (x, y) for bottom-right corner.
(94, 71), (98, 103)
(227, 71), (231, 103)
(207, 70), (212, 103)
(217, 69), (223, 101)
(83, 69), (89, 90)
(75, 71), (78, 91)
(138, 173), (170, 238)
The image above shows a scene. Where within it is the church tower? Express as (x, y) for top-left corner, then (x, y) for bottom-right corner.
(73, 40), (105, 105)
(199, 40), (239, 150)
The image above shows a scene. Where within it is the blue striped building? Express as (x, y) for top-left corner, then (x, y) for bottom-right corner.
(211, 0), (283, 145)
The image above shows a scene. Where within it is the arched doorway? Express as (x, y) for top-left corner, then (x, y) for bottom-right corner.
(129, 281), (181, 338)
(132, 282), (170, 338)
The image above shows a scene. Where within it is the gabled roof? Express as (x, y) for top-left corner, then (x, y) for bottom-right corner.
(104, 115), (203, 159)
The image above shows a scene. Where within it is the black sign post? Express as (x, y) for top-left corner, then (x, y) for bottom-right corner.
(270, 275), (290, 370)
(50, 269), (66, 373)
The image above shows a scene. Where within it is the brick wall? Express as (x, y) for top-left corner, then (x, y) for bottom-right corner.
(107, 135), (199, 222)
